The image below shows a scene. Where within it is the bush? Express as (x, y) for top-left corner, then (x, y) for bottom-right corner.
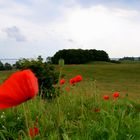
(0, 61), (5, 70)
(4, 63), (12, 70)
(0, 61), (12, 71)
(15, 56), (59, 99)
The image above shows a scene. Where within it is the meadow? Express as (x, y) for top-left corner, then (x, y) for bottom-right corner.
(0, 61), (140, 139)
(62, 61), (140, 99)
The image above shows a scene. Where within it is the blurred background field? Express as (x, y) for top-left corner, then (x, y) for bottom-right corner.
(1, 61), (140, 100)
(58, 61), (140, 100)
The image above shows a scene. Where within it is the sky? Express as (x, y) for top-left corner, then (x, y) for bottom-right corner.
(0, 0), (140, 60)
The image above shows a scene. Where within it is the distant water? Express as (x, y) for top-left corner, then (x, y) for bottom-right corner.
(0, 59), (19, 65)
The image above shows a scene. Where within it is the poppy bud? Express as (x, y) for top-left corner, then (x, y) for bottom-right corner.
(113, 92), (119, 98)
(103, 95), (109, 100)
(60, 79), (65, 85)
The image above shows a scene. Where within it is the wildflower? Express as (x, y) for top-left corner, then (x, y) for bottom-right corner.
(94, 108), (100, 113)
(103, 95), (109, 100)
(65, 86), (70, 92)
(74, 75), (82, 82)
(0, 69), (38, 109)
(29, 127), (39, 137)
(60, 79), (65, 85)
(113, 92), (119, 98)
(69, 78), (76, 85)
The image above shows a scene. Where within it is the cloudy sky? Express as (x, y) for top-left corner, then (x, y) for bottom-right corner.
(0, 0), (140, 59)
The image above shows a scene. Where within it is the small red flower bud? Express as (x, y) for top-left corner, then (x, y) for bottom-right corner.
(94, 108), (100, 113)
(113, 92), (119, 98)
(103, 95), (109, 100)
(60, 79), (65, 85)
(29, 127), (39, 137)
(65, 86), (70, 92)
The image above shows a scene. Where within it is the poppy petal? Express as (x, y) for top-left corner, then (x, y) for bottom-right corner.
(0, 69), (38, 109)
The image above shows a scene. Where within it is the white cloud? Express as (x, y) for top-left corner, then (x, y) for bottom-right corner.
(0, 1), (140, 58)
(3, 26), (26, 42)
(50, 5), (140, 57)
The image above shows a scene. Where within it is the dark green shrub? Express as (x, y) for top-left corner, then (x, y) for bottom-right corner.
(15, 56), (59, 99)
(0, 61), (5, 70)
(4, 63), (12, 70)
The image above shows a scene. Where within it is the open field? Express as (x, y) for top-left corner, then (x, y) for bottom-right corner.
(1, 61), (140, 100)
(61, 62), (140, 100)
(0, 62), (140, 139)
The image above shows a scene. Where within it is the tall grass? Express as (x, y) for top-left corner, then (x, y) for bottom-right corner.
(0, 79), (140, 139)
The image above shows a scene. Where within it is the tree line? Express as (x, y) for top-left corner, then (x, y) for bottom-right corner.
(119, 57), (140, 61)
(0, 61), (12, 70)
(51, 49), (110, 64)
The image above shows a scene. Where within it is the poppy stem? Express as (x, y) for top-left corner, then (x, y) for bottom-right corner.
(81, 96), (84, 118)
(57, 96), (61, 126)
(23, 103), (32, 140)
(93, 80), (97, 106)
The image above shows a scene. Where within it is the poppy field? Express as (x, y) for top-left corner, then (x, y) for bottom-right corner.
(0, 62), (140, 139)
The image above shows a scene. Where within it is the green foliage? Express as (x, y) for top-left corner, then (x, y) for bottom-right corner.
(15, 56), (59, 99)
(0, 107), (25, 140)
(119, 57), (136, 61)
(4, 63), (12, 70)
(51, 49), (110, 64)
(0, 61), (12, 71)
(0, 61), (4, 70)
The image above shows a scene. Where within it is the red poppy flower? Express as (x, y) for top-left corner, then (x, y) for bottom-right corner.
(65, 86), (70, 92)
(75, 75), (82, 83)
(0, 69), (38, 109)
(60, 79), (65, 85)
(94, 108), (100, 113)
(113, 92), (119, 98)
(103, 95), (109, 100)
(69, 78), (76, 85)
(29, 127), (39, 137)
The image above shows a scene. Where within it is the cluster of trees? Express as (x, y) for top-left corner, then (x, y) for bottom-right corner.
(0, 61), (12, 70)
(51, 49), (110, 64)
(119, 57), (140, 61)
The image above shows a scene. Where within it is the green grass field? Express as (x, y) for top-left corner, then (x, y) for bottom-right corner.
(61, 62), (140, 100)
(0, 62), (140, 139)
(1, 62), (140, 99)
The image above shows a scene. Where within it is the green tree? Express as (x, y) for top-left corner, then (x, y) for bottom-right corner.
(0, 61), (4, 70)
(4, 63), (12, 70)
(51, 49), (110, 64)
